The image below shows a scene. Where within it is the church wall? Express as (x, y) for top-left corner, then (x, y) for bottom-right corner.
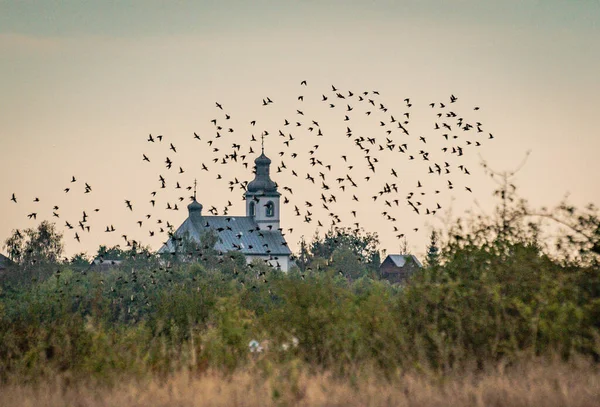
(248, 194), (280, 231)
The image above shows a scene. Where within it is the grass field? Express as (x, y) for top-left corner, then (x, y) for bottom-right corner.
(1, 358), (598, 407)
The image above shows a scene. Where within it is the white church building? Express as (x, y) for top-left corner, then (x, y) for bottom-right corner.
(159, 151), (292, 271)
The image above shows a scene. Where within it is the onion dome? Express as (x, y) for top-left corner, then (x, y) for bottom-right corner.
(187, 199), (203, 216)
(247, 153), (278, 193)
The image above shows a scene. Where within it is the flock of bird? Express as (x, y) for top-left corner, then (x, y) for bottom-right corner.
(8, 81), (495, 262)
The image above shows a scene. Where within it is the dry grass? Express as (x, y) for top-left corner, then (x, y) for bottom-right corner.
(1, 358), (599, 407)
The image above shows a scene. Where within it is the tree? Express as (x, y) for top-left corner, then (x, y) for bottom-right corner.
(425, 230), (440, 267)
(530, 202), (600, 266)
(474, 156), (599, 266)
(166, 229), (220, 266)
(69, 252), (91, 272)
(96, 243), (159, 270)
(96, 245), (126, 260)
(296, 236), (311, 272)
(3, 221), (64, 283)
(4, 221), (64, 267)
(306, 227), (381, 272)
(398, 236), (409, 255)
(331, 246), (368, 281)
(4, 229), (24, 263)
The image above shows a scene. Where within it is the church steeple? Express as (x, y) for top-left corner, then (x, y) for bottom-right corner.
(187, 178), (203, 217)
(246, 134), (278, 195)
(245, 136), (281, 230)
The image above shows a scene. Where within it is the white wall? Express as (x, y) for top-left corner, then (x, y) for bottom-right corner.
(248, 195), (280, 231)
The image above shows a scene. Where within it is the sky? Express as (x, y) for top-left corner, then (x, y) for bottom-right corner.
(1, 0), (599, 260)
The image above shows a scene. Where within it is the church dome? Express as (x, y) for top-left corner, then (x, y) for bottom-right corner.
(247, 153), (278, 193)
(254, 153), (271, 166)
(188, 199), (203, 215)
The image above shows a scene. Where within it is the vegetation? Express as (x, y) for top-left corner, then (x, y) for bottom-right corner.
(0, 181), (599, 405)
(1, 359), (599, 407)
(3, 220), (64, 284)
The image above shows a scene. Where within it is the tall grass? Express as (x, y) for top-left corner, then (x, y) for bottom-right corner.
(0, 358), (598, 407)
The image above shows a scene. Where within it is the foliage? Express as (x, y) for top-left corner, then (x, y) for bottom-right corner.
(425, 230), (440, 267)
(164, 230), (220, 266)
(294, 236), (311, 272)
(2, 221), (64, 284)
(69, 252), (91, 268)
(4, 221), (64, 266)
(306, 227), (381, 276)
(0, 185), (599, 384)
(96, 245), (127, 261)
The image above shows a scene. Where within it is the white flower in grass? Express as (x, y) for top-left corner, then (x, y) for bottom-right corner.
(249, 339), (262, 353)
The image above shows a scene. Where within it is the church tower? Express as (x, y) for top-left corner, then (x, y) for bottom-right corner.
(245, 142), (280, 231)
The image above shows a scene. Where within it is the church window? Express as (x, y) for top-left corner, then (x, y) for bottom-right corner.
(249, 201), (255, 216)
(265, 201), (275, 217)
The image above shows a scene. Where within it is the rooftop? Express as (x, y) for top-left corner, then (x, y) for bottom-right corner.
(383, 254), (423, 268)
(159, 214), (291, 257)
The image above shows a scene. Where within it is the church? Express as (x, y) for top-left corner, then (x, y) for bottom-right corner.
(159, 150), (293, 271)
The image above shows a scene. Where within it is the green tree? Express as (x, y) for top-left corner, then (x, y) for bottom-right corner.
(69, 252), (91, 272)
(96, 245), (126, 260)
(166, 229), (220, 267)
(307, 227), (381, 271)
(296, 236), (311, 272)
(3, 221), (64, 283)
(331, 246), (368, 280)
(4, 221), (63, 266)
(425, 230), (440, 267)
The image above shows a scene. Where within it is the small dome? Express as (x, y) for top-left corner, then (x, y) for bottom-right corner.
(254, 153), (271, 165)
(188, 199), (203, 215)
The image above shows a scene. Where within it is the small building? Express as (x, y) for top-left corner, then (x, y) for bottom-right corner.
(159, 149), (292, 271)
(379, 254), (422, 284)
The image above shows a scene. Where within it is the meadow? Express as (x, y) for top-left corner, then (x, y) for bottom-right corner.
(1, 191), (599, 406)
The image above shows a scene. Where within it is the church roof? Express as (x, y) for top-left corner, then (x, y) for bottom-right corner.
(159, 214), (291, 256)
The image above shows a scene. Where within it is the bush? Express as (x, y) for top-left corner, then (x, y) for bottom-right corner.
(0, 194), (599, 383)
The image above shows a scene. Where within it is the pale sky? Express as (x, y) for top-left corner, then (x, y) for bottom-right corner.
(1, 0), (599, 259)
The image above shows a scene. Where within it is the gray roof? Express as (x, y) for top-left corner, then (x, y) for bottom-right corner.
(159, 213), (291, 257)
(0, 253), (13, 269)
(384, 254), (422, 268)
